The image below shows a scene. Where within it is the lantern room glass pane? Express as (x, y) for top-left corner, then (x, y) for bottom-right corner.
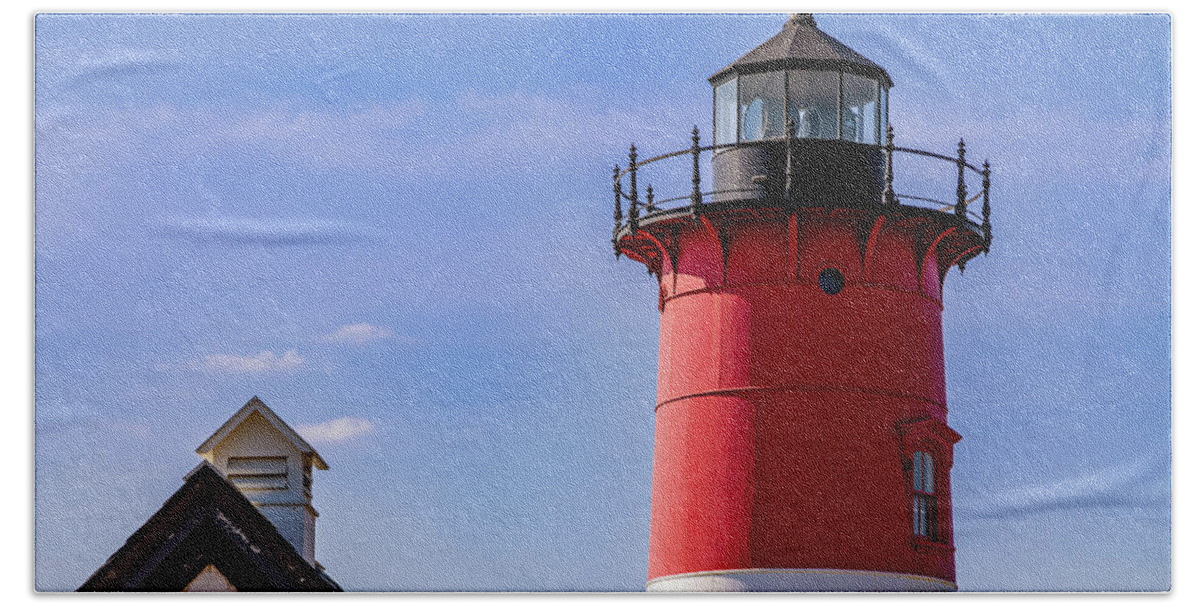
(842, 73), (880, 144)
(714, 77), (738, 146)
(739, 71), (785, 142)
(787, 70), (838, 140)
(879, 85), (889, 144)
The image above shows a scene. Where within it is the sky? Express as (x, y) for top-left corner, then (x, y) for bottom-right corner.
(32, 12), (1171, 592)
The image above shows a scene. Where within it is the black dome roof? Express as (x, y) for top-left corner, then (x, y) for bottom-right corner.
(709, 14), (893, 88)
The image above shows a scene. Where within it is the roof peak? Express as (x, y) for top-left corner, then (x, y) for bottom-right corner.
(196, 397), (329, 470)
(709, 13), (892, 87)
(80, 459), (340, 591)
(788, 13), (816, 27)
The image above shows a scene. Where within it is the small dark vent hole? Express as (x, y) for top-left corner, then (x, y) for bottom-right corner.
(818, 268), (845, 295)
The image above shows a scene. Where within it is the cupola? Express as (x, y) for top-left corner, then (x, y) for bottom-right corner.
(196, 397), (328, 565)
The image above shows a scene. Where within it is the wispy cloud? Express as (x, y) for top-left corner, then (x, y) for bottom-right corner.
(35, 89), (687, 180)
(320, 322), (395, 345)
(296, 416), (374, 443)
(161, 349), (305, 375)
(960, 451), (1169, 519)
(36, 101), (432, 175)
(158, 216), (372, 246)
(447, 90), (692, 172)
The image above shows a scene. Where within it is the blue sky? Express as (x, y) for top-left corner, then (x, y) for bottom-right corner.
(33, 12), (1170, 591)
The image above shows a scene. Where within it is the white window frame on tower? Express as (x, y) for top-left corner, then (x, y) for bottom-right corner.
(895, 417), (960, 551)
(912, 450), (938, 541)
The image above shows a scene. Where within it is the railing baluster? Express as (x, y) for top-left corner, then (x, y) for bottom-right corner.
(981, 159), (992, 253)
(604, 133), (990, 251)
(628, 144), (639, 208)
(690, 126), (702, 221)
(955, 138), (967, 219)
(785, 117), (795, 206)
(612, 164), (622, 258)
(883, 125), (896, 206)
(628, 144), (640, 235)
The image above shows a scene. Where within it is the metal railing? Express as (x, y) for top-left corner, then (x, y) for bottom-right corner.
(611, 123), (992, 255)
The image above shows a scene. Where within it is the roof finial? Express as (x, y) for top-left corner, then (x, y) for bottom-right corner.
(788, 13), (816, 27)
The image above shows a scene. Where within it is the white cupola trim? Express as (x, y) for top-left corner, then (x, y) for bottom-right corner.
(197, 396), (328, 470)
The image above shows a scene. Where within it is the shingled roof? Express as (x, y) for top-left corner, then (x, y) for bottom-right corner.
(78, 463), (340, 592)
(709, 13), (893, 87)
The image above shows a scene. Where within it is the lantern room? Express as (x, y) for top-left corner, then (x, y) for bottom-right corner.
(705, 13), (896, 207)
(710, 13), (891, 146)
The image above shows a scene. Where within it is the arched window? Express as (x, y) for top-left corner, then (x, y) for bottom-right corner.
(912, 451), (937, 540)
(897, 418), (958, 549)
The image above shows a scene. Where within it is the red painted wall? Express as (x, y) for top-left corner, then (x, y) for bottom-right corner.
(646, 213), (958, 585)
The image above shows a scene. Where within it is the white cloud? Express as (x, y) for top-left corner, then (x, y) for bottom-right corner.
(36, 101), (433, 176)
(187, 349), (305, 374)
(961, 451), (1168, 519)
(34, 90), (687, 180)
(321, 323), (394, 345)
(159, 216), (373, 245)
(296, 417), (374, 444)
(446, 90), (692, 173)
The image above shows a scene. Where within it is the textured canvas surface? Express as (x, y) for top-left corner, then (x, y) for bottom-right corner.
(34, 13), (1170, 592)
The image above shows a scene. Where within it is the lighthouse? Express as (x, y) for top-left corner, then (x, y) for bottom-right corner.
(610, 14), (992, 592)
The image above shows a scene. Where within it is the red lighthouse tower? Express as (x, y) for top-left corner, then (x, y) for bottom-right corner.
(610, 14), (992, 592)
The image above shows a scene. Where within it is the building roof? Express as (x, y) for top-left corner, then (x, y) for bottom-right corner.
(78, 462), (340, 592)
(196, 396), (328, 470)
(709, 13), (893, 88)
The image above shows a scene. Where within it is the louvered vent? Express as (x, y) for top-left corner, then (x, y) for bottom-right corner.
(226, 456), (288, 491)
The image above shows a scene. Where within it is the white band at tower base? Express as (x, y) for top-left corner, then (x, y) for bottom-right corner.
(646, 568), (956, 592)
